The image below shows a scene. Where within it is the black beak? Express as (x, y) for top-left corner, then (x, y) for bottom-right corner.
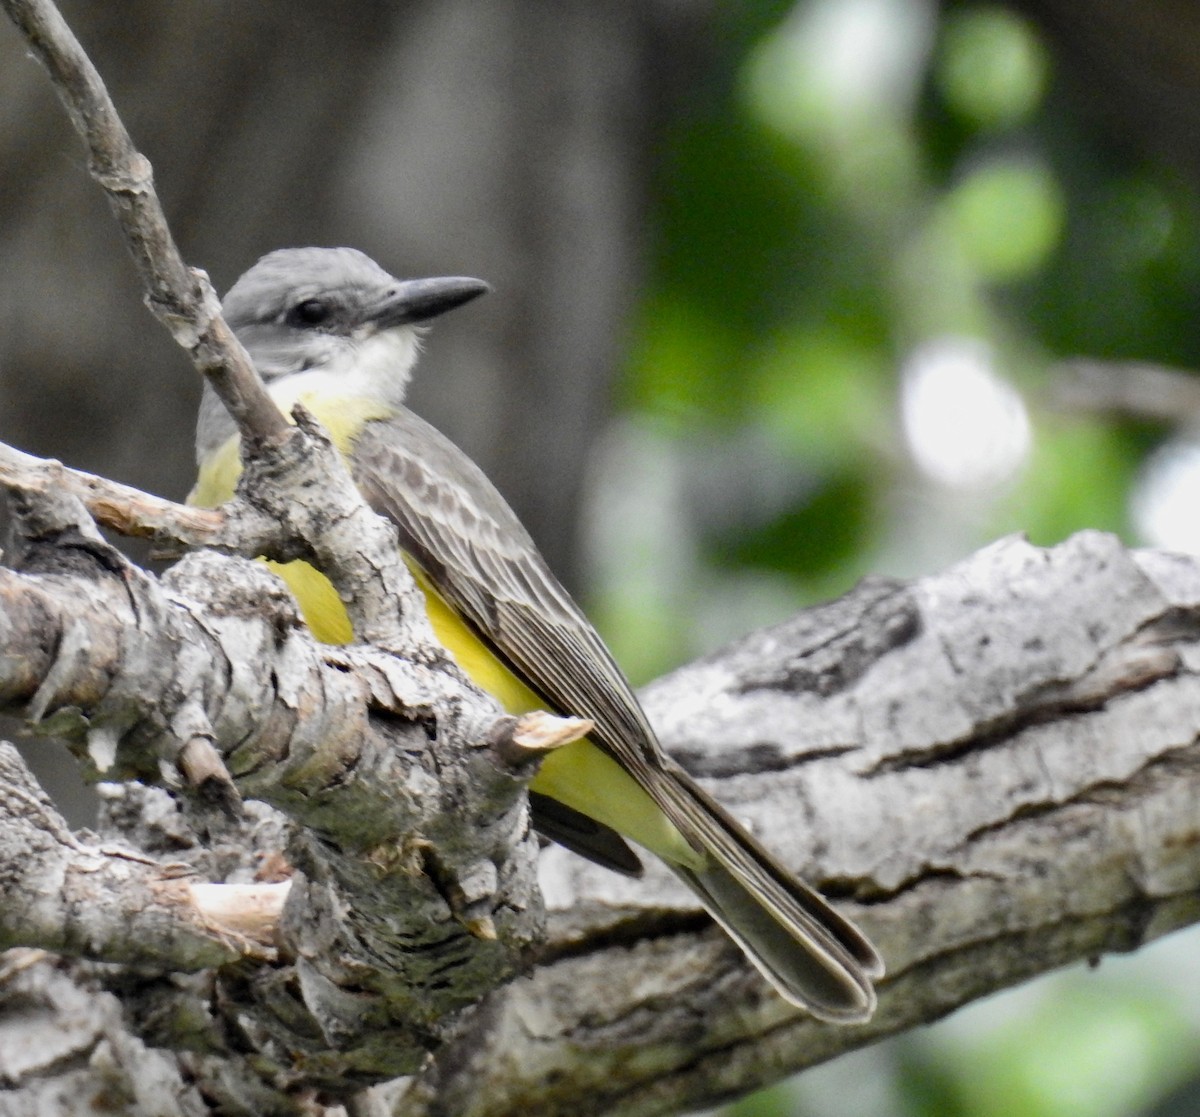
(370, 276), (490, 328)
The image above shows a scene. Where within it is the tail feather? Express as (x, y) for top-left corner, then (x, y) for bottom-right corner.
(674, 862), (875, 1021)
(660, 764), (882, 1021)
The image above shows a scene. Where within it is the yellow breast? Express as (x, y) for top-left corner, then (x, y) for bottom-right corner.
(190, 389), (698, 867)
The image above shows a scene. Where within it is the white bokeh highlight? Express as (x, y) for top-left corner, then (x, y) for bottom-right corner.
(901, 336), (1032, 489)
(1133, 436), (1200, 554)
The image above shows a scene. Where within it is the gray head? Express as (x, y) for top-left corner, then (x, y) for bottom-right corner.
(197, 247), (488, 461)
(223, 246), (488, 381)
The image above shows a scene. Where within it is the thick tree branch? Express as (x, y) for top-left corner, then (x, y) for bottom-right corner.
(0, 524), (1198, 1114)
(0, 478), (550, 1093)
(391, 531), (1200, 1117)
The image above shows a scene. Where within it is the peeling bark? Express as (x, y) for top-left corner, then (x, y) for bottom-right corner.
(399, 533), (1200, 1117)
(0, 478), (549, 1104)
(1, 2), (1197, 1114)
(0, 530), (1197, 1115)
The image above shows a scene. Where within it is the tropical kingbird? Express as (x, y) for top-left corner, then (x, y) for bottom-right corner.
(191, 247), (883, 1021)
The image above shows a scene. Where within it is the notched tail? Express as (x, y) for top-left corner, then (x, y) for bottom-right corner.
(666, 765), (883, 1022)
(674, 860), (876, 1022)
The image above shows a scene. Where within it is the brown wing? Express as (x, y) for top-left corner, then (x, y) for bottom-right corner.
(351, 410), (669, 781)
(349, 409), (883, 1018)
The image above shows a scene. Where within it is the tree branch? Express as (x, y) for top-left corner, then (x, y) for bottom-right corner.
(0, 0), (286, 447)
(0, 477), (550, 1093)
(0, 440), (222, 543)
(0, 742), (272, 969)
(1, 522), (1198, 1114)
(392, 531), (1200, 1117)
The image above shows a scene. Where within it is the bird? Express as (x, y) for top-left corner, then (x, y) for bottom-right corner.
(190, 247), (883, 1021)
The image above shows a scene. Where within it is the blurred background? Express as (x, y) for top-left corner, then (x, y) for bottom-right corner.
(3, 1), (1200, 1114)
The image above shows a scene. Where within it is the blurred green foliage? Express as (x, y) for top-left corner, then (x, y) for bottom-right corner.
(592, 1), (1200, 1115)
(594, 0), (1200, 683)
(891, 979), (1200, 1117)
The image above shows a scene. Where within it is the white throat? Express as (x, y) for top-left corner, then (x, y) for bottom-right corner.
(195, 326), (422, 464)
(270, 327), (421, 410)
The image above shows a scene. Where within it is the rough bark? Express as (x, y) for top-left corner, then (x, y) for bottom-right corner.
(401, 529), (1200, 1116)
(0, 528), (1198, 1115)
(3, 3), (1199, 1114)
(0, 461), (551, 1106)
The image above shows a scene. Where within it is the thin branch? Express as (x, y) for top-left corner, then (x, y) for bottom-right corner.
(1, 0), (463, 666)
(0, 0), (287, 446)
(1049, 357), (1200, 424)
(0, 418), (459, 675)
(0, 440), (221, 542)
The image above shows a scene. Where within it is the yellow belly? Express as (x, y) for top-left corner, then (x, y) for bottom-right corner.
(191, 395), (696, 867)
(266, 554), (692, 863)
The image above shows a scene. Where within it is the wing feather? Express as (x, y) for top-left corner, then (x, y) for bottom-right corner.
(349, 409), (883, 1016)
(352, 411), (667, 779)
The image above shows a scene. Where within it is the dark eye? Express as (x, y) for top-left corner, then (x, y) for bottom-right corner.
(288, 298), (331, 327)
